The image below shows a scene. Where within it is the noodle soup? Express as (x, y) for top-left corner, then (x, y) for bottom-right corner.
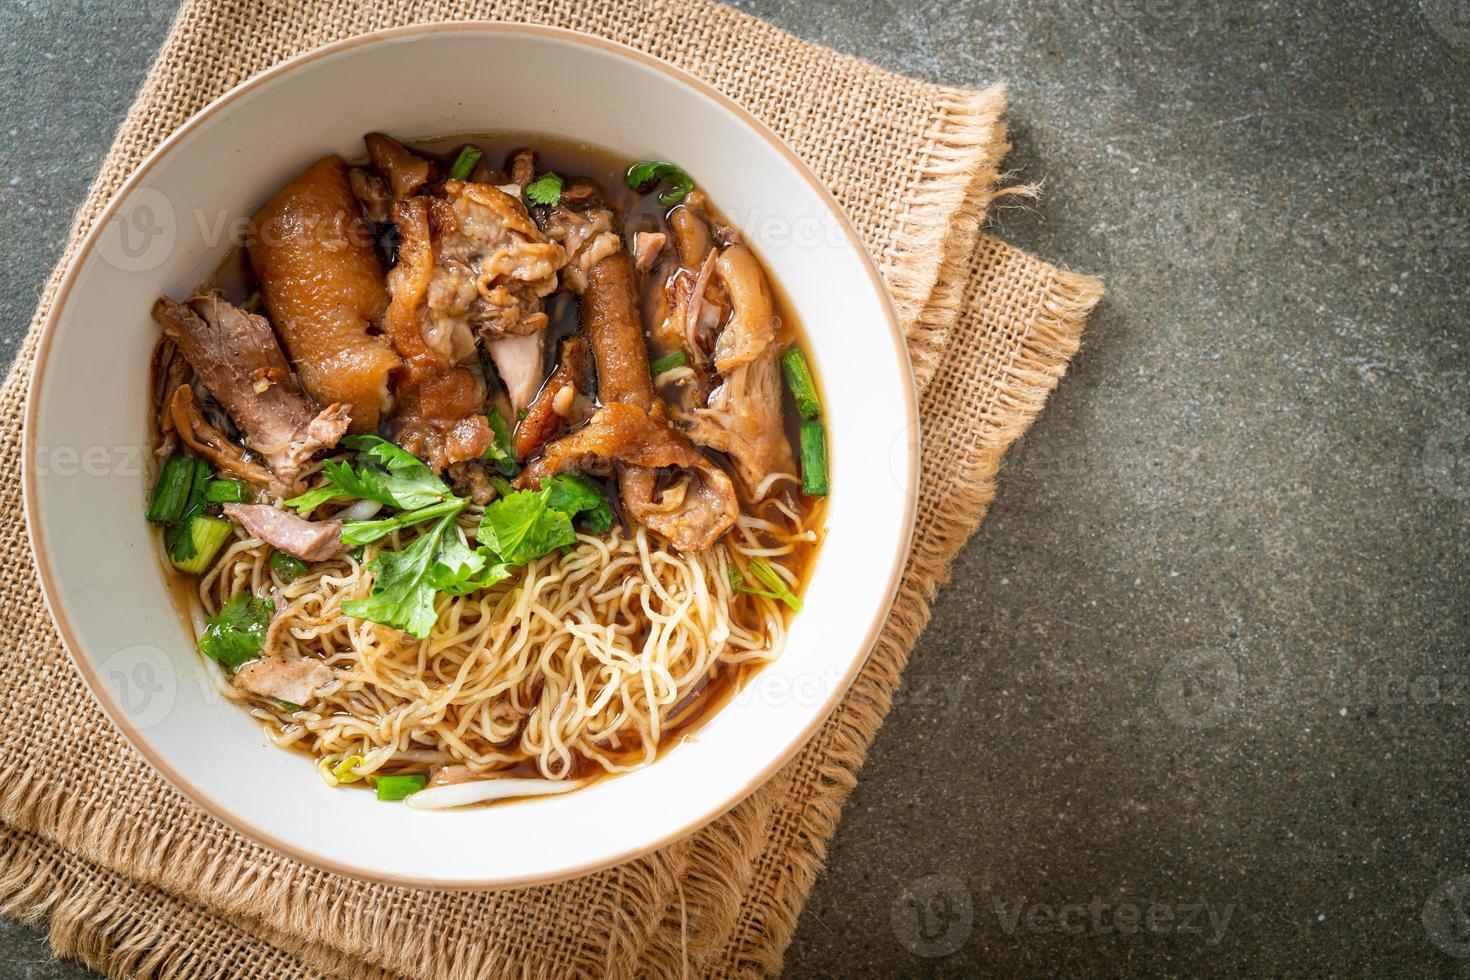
(145, 133), (828, 808)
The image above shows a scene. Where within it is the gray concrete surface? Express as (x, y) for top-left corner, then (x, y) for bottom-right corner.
(3, 0), (1467, 976)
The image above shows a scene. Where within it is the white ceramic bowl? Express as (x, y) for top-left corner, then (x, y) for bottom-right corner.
(24, 24), (917, 889)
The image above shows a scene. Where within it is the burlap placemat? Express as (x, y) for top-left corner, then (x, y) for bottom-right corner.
(0, 1), (1101, 976)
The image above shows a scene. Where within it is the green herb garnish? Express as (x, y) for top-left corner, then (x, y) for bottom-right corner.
(544, 473), (613, 533)
(650, 350), (687, 375)
(375, 774), (427, 801)
(524, 171), (563, 206)
(269, 551), (308, 584)
(146, 454), (194, 524)
(730, 558), (803, 612)
(340, 514), (457, 638)
(341, 498), (466, 546)
(163, 457), (214, 562)
(626, 160), (695, 206)
(779, 348), (822, 420)
(481, 408), (521, 477)
(798, 421), (829, 497)
(170, 516), (234, 575)
(286, 435), (453, 514)
(477, 488), (577, 566)
(202, 478), (249, 504)
(447, 145), (482, 181)
(199, 593), (274, 671)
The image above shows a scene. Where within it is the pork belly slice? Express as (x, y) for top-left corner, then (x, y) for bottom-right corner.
(152, 293), (349, 484)
(221, 503), (344, 562)
(249, 155), (401, 433)
(235, 655), (334, 705)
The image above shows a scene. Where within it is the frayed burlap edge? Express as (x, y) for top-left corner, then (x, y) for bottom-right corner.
(0, 827), (392, 979)
(883, 84), (1011, 391)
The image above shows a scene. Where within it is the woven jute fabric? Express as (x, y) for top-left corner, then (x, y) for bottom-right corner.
(0, 1), (1101, 976)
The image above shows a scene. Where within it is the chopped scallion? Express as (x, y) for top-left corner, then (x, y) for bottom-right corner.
(779, 348), (822, 420)
(146, 454), (194, 524)
(650, 350), (687, 375)
(375, 774), (427, 801)
(270, 550), (309, 584)
(169, 515), (234, 575)
(203, 478), (249, 504)
(447, 145), (482, 181)
(798, 421), (829, 497)
(746, 558), (804, 612)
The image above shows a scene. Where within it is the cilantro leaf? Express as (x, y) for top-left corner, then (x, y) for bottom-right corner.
(199, 593), (274, 671)
(341, 499), (465, 546)
(545, 473), (613, 532)
(477, 488), (577, 565)
(286, 438), (452, 514)
(524, 172), (563, 206)
(625, 160), (695, 206)
(340, 515), (453, 638)
(427, 529), (513, 596)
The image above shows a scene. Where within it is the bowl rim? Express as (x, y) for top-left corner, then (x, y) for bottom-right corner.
(21, 20), (920, 889)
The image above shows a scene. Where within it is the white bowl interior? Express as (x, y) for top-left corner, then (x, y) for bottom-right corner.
(28, 26), (916, 888)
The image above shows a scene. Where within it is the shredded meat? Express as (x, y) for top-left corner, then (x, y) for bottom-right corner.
(348, 167), (392, 223)
(365, 132), (434, 200)
(632, 231), (667, 274)
(507, 148), (535, 188)
(221, 503), (344, 561)
(235, 655), (335, 705)
(540, 203), (621, 295)
(381, 197), (493, 471)
(152, 293), (348, 484)
(168, 385), (277, 489)
(514, 335), (592, 461)
(447, 461), (496, 505)
(518, 403), (737, 552)
(684, 246), (795, 490)
(150, 338), (191, 456)
(659, 204), (727, 364)
(248, 155), (401, 433)
(431, 179), (565, 339)
(418, 178), (567, 412)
